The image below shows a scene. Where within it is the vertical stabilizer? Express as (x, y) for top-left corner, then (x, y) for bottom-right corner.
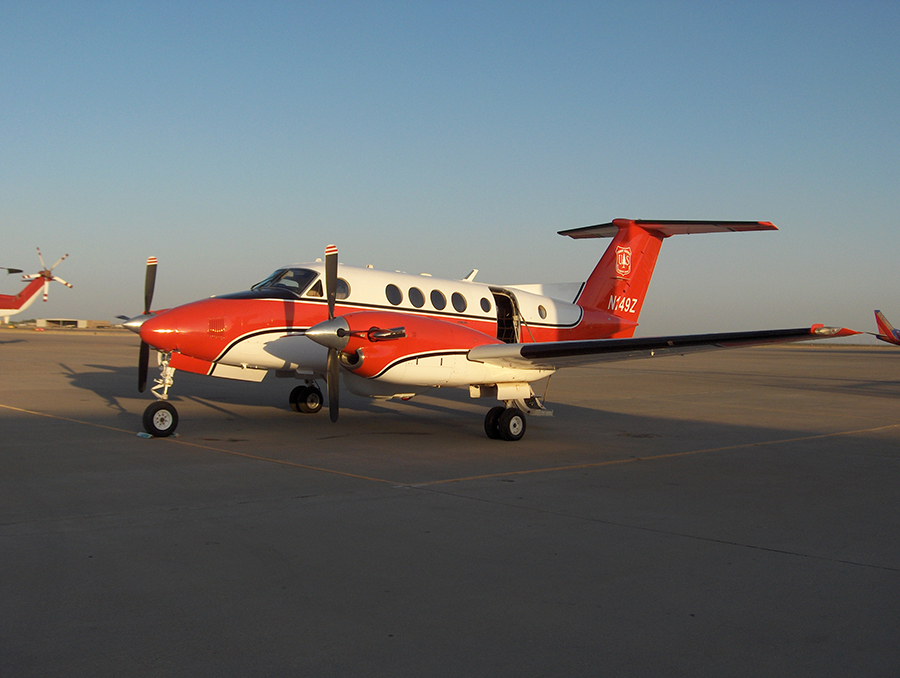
(559, 219), (778, 329)
(874, 310), (900, 345)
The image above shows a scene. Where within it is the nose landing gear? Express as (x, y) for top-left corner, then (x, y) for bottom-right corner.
(141, 352), (179, 437)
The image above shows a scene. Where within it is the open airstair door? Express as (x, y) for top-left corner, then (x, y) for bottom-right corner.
(491, 288), (521, 343)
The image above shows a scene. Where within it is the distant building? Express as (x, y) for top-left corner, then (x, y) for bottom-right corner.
(35, 319), (113, 329)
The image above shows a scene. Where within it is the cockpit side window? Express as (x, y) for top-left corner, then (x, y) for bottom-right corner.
(251, 268), (319, 297)
(306, 278), (350, 300)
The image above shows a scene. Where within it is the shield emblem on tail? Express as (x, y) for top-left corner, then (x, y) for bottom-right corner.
(615, 246), (632, 277)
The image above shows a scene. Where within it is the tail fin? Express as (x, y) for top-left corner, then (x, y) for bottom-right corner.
(874, 310), (900, 345)
(559, 219), (777, 325)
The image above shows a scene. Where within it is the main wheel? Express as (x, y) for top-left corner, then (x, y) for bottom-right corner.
(484, 406), (505, 439)
(290, 385), (323, 414)
(498, 408), (526, 441)
(143, 401), (179, 437)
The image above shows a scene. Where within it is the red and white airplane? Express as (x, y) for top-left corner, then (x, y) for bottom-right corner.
(0, 249), (72, 324)
(124, 219), (857, 440)
(873, 310), (900, 346)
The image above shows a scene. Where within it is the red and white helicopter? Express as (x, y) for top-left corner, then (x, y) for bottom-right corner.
(1, 249), (72, 324)
(123, 219), (857, 440)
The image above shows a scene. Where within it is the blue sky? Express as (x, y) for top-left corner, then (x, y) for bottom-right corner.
(2, 2), (898, 339)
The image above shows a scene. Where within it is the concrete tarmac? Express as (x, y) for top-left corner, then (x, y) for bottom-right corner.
(1, 329), (898, 677)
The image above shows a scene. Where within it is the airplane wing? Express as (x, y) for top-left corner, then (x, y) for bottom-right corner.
(467, 325), (858, 371)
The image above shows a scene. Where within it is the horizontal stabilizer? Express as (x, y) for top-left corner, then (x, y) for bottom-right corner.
(468, 325), (858, 371)
(559, 219), (777, 240)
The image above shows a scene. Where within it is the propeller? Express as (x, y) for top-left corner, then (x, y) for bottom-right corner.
(324, 244), (340, 422)
(138, 257), (158, 392)
(305, 246), (407, 423)
(21, 248), (72, 301)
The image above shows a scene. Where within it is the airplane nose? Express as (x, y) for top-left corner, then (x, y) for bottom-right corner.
(139, 310), (181, 352)
(137, 297), (237, 361)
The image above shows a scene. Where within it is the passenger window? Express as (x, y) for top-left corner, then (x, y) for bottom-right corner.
(538, 305), (547, 319)
(481, 297), (492, 313)
(409, 287), (425, 308)
(431, 290), (446, 310)
(452, 292), (467, 313)
(386, 284), (403, 305)
(306, 281), (323, 297)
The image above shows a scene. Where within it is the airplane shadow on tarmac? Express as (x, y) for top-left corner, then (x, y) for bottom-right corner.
(53, 352), (900, 447)
(59, 361), (509, 439)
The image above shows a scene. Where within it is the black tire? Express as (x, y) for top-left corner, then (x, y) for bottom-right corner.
(290, 385), (323, 414)
(143, 401), (179, 437)
(484, 406), (505, 439)
(498, 408), (526, 441)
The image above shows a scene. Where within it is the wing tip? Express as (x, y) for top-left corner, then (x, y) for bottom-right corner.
(810, 324), (860, 338)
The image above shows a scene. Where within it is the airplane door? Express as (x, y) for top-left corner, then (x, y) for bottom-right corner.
(490, 289), (521, 344)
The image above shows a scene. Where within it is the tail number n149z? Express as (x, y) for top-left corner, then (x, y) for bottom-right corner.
(609, 294), (639, 313)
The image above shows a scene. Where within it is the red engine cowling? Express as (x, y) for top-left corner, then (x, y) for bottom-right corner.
(306, 310), (503, 380)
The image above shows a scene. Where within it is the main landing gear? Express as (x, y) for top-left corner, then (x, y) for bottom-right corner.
(484, 406), (527, 441)
(482, 396), (549, 441)
(289, 383), (324, 414)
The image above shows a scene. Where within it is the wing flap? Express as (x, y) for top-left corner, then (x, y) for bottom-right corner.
(467, 326), (859, 371)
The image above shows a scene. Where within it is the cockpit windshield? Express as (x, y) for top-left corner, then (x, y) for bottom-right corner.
(251, 268), (319, 296)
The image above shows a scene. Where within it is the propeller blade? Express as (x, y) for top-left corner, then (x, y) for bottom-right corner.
(139, 341), (150, 392)
(139, 257), (158, 392)
(144, 256), (158, 315)
(327, 347), (339, 422)
(1, 267), (23, 274)
(51, 276), (73, 288)
(49, 253), (69, 270)
(42, 281), (49, 302)
(324, 244), (338, 321)
(324, 244), (340, 422)
(36, 247), (46, 269)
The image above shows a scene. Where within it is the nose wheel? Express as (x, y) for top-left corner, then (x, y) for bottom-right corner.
(143, 401), (179, 437)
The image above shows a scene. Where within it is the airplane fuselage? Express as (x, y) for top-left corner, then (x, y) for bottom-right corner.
(140, 262), (634, 395)
(0, 277), (47, 322)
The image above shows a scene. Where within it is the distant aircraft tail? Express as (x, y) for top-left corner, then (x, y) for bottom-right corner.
(874, 310), (900, 345)
(559, 219), (777, 334)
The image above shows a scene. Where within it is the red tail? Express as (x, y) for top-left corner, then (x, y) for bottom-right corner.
(874, 310), (900, 345)
(560, 219), (778, 330)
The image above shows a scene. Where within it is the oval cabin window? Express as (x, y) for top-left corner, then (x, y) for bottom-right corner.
(451, 292), (467, 313)
(386, 284), (403, 305)
(431, 290), (446, 310)
(409, 287), (425, 308)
